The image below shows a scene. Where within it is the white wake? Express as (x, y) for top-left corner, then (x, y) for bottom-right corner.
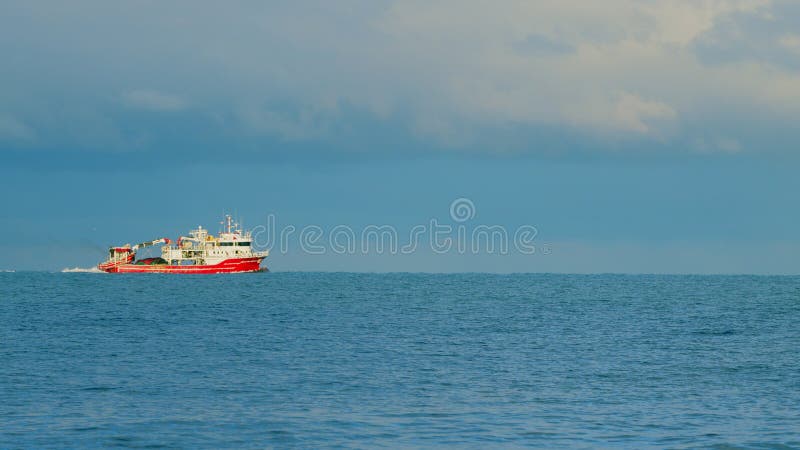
(61, 267), (104, 273)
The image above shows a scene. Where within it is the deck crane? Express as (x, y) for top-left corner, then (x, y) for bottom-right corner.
(131, 238), (170, 252)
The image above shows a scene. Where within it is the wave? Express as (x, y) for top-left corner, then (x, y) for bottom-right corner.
(61, 267), (104, 273)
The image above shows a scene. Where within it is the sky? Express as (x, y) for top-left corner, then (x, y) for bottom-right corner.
(1, 1), (799, 273)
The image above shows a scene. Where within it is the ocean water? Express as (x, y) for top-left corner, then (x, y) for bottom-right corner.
(1, 272), (798, 449)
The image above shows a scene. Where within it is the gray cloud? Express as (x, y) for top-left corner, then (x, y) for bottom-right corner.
(0, 1), (798, 156)
(122, 89), (187, 112)
(692, 0), (800, 70)
(513, 34), (575, 56)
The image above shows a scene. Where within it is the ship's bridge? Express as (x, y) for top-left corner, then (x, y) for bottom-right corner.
(217, 231), (252, 247)
(160, 218), (265, 265)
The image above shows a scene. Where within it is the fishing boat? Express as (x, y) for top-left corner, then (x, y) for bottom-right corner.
(98, 215), (267, 274)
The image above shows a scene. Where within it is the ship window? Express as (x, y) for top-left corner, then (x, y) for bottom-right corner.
(236, 242), (251, 246)
(220, 242), (234, 246)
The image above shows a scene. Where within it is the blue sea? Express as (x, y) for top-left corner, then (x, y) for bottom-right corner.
(1, 272), (798, 448)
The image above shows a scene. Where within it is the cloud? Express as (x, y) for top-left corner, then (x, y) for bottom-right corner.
(513, 34), (574, 56)
(692, 0), (800, 70)
(121, 89), (186, 111)
(235, 103), (336, 141)
(563, 93), (677, 136)
(0, 1), (798, 155)
(364, 0), (786, 147)
(779, 34), (800, 55)
(0, 115), (35, 141)
(614, 93), (677, 135)
(693, 137), (743, 153)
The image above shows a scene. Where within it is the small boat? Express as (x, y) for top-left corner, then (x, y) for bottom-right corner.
(98, 215), (268, 274)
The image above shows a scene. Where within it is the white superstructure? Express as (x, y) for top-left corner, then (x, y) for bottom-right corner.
(160, 215), (268, 266)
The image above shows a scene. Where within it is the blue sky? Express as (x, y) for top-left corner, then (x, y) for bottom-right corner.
(1, 1), (799, 273)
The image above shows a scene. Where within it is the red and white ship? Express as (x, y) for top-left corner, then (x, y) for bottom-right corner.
(98, 215), (268, 274)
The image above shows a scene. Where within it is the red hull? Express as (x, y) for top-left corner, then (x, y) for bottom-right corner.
(99, 257), (265, 274)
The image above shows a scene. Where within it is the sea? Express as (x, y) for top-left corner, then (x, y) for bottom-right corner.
(1, 272), (798, 449)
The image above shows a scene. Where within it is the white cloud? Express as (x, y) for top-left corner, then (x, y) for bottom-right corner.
(563, 93), (677, 135)
(779, 34), (800, 54)
(363, 0), (785, 144)
(614, 93), (677, 134)
(121, 89), (186, 111)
